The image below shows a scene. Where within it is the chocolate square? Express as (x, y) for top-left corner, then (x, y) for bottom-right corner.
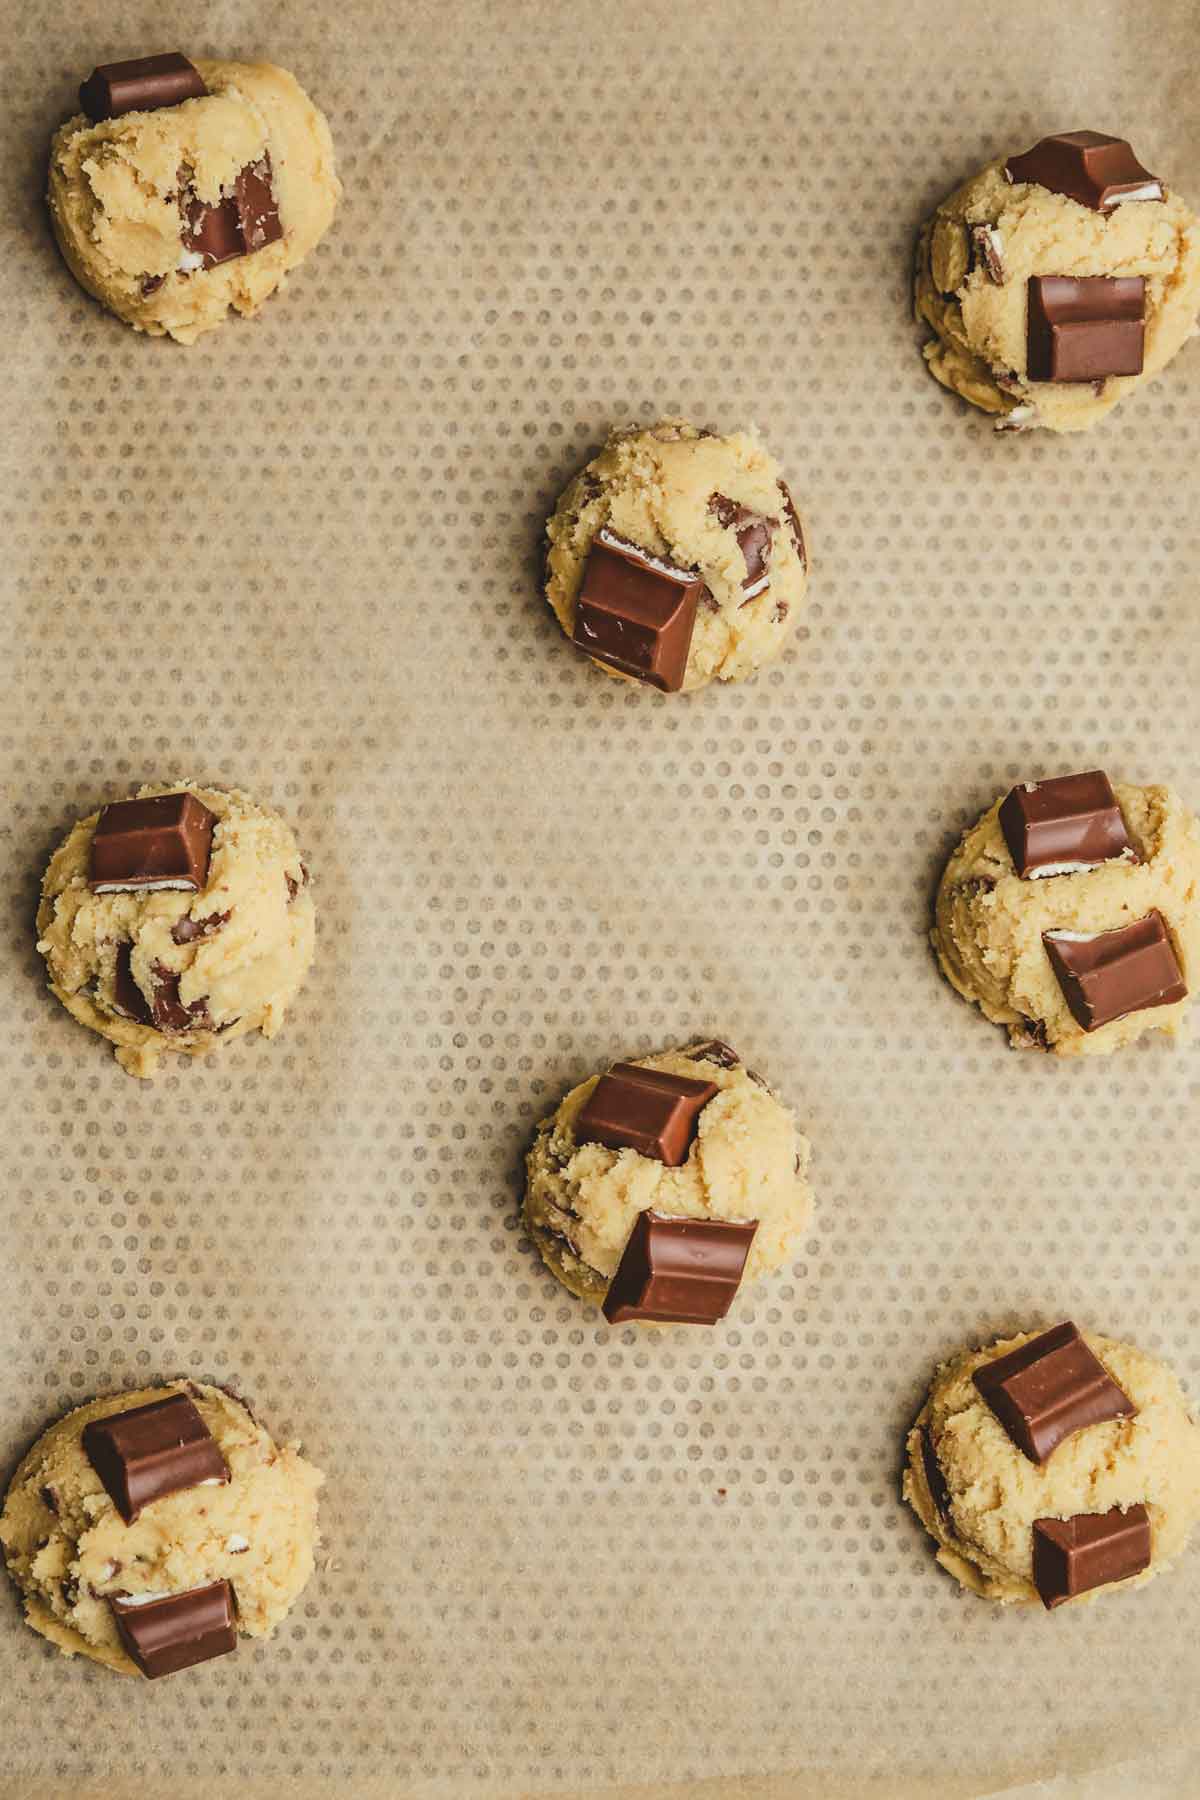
(572, 529), (705, 692)
(111, 1580), (236, 1678)
(602, 1210), (759, 1324)
(973, 1322), (1135, 1464)
(1026, 276), (1145, 383)
(576, 1062), (718, 1166)
(79, 53), (206, 123)
(82, 1393), (228, 1523)
(1044, 911), (1186, 1032)
(90, 792), (216, 894)
(181, 154), (282, 271)
(1033, 1505), (1151, 1609)
(1006, 132), (1163, 212)
(998, 770), (1132, 878)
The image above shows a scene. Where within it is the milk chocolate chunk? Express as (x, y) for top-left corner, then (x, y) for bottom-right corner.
(577, 1062), (719, 1166)
(181, 154), (282, 271)
(684, 1039), (741, 1069)
(148, 964), (212, 1034)
(572, 529), (705, 693)
(973, 1322), (1135, 1464)
(172, 908), (230, 945)
(999, 771), (1132, 878)
(90, 792), (216, 894)
(1033, 1505), (1151, 1609)
(602, 1210), (759, 1324)
(1044, 911), (1186, 1032)
(709, 495), (773, 599)
(82, 1393), (228, 1523)
(1026, 276), (1145, 382)
(111, 1580), (236, 1679)
(112, 944), (153, 1027)
(921, 1426), (953, 1521)
(1006, 131), (1164, 212)
(971, 224), (1007, 284)
(79, 53), (206, 123)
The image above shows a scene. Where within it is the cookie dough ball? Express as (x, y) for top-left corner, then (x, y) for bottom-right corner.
(524, 1041), (814, 1309)
(932, 777), (1200, 1056)
(48, 56), (339, 343)
(544, 420), (808, 692)
(916, 131), (1200, 432)
(36, 781), (316, 1079)
(0, 1379), (322, 1674)
(903, 1328), (1200, 1606)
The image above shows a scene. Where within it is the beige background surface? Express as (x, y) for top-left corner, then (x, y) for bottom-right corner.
(1, 0), (1199, 1794)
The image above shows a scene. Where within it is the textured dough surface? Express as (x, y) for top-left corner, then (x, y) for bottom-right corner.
(0, 1380), (322, 1675)
(36, 781), (316, 1079)
(932, 781), (1200, 1057)
(903, 1329), (1200, 1606)
(544, 419), (808, 691)
(48, 59), (340, 343)
(524, 1043), (814, 1308)
(915, 155), (1200, 432)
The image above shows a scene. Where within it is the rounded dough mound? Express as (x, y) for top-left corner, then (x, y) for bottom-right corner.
(915, 155), (1200, 433)
(932, 781), (1200, 1057)
(47, 59), (340, 343)
(36, 781), (316, 1080)
(544, 420), (809, 692)
(0, 1379), (322, 1675)
(903, 1329), (1200, 1606)
(524, 1042), (814, 1308)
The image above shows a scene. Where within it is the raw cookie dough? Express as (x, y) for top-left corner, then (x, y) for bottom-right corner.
(903, 1329), (1200, 1605)
(36, 781), (316, 1079)
(0, 1379), (322, 1674)
(544, 420), (809, 692)
(524, 1042), (814, 1308)
(48, 58), (340, 342)
(932, 780), (1200, 1056)
(915, 141), (1200, 432)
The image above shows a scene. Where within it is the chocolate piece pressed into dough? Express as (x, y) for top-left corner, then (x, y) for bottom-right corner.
(576, 1063), (718, 1166)
(1006, 131), (1164, 212)
(602, 1210), (759, 1325)
(998, 771), (1132, 878)
(1044, 911), (1186, 1032)
(972, 1322), (1135, 1464)
(110, 1580), (236, 1678)
(181, 155), (283, 271)
(709, 494), (773, 598)
(572, 528), (705, 693)
(1032, 1505), (1151, 1608)
(79, 53), (206, 123)
(82, 1393), (228, 1523)
(90, 792), (216, 894)
(1025, 276), (1145, 383)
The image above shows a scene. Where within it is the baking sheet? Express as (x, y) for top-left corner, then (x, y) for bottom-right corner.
(2, 0), (1200, 1794)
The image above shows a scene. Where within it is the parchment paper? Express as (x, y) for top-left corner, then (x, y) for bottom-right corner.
(2, 1), (1199, 1794)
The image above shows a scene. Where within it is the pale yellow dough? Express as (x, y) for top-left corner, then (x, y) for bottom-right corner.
(36, 781), (316, 1079)
(915, 154), (1200, 432)
(932, 781), (1200, 1057)
(48, 59), (340, 342)
(544, 419), (809, 692)
(0, 1380), (322, 1675)
(524, 1043), (814, 1309)
(903, 1329), (1200, 1606)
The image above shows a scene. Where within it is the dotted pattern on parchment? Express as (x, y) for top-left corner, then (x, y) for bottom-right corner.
(1, 2), (1199, 1796)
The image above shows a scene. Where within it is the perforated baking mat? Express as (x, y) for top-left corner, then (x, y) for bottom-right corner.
(2, 0), (1199, 1794)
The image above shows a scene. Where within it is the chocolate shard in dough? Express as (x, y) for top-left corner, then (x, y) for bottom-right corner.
(78, 53), (206, 123)
(709, 494), (774, 598)
(1033, 1505), (1151, 1608)
(1006, 131), (1164, 212)
(110, 1580), (236, 1678)
(82, 1394), (228, 1523)
(234, 156), (284, 253)
(577, 1062), (719, 1166)
(683, 1039), (742, 1068)
(112, 943), (153, 1027)
(572, 528), (705, 693)
(998, 770), (1132, 878)
(181, 154), (282, 271)
(1026, 276), (1145, 383)
(602, 1210), (759, 1324)
(921, 1426), (954, 1521)
(973, 1321), (1136, 1464)
(1044, 911), (1186, 1032)
(90, 791), (216, 894)
(778, 481), (807, 570)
